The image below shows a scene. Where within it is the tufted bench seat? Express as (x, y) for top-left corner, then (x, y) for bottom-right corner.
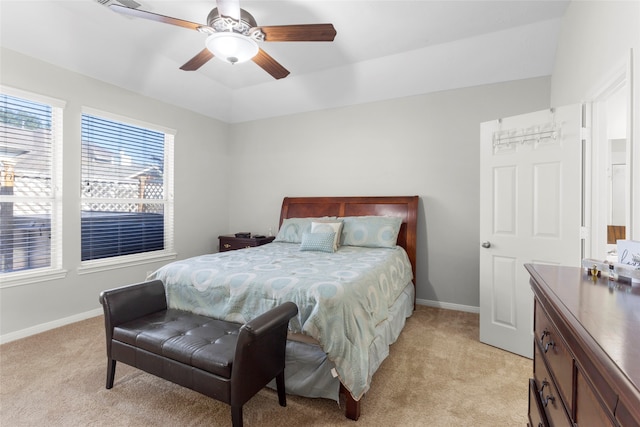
(99, 279), (298, 427)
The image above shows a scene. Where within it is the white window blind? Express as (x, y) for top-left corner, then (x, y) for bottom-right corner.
(0, 88), (63, 279)
(81, 110), (174, 264)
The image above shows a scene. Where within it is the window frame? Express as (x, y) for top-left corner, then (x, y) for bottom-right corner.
(0, 85), (66, 288)
(77, 107), (176, 275)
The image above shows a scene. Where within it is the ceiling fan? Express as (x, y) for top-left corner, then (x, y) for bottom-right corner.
(108, 0), (337, 80)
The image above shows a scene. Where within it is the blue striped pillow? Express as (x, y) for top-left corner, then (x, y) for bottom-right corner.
(300, 232), (336, 253)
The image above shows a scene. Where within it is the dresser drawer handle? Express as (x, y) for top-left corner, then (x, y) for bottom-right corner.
(539, 329), (555, 353)
(539, 380), (555, 407)
(539, 379), (547, 393)
(223, 244), (231, 249)
(539, 330), (549, 342)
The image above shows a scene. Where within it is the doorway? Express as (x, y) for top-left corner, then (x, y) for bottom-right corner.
(586, 60), (633, 262)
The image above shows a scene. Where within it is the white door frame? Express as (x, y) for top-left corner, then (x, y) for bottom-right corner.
(584, 50), (635, 260)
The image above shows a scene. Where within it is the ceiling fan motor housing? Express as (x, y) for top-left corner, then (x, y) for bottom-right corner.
(207, 7), (258, 35)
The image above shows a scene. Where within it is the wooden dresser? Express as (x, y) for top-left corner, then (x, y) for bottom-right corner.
(525, 264), (640, 427)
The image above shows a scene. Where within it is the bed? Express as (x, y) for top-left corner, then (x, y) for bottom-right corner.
(148, 196), (419, 420)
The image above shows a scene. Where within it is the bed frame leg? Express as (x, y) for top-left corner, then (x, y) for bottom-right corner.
(340, 384), (361, 421)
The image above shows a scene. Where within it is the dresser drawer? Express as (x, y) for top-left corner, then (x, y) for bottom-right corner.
(529, 378), (549, 427)
(534, 302), (574, 414)
(575, 367), (616, 427)
(615, 395), (640, 427)
(534, 343), (572, 427)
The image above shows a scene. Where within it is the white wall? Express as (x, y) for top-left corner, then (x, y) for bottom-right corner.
(0, 48), (230, 339)
(550, 0), (640, 241)
(1, 53), (550, 340)
(227, 77), (551, 309)
(551, 1), (639, 107)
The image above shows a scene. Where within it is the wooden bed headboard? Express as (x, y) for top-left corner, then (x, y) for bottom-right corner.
(279, 196), (419, 287)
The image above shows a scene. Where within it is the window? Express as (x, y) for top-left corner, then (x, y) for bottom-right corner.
(0, 87), (64, 283)
(80, 109), (174, 267)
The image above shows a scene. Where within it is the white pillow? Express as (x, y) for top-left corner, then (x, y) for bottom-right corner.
(311, 221), (343, 251)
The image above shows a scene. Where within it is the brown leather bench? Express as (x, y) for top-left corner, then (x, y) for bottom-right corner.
(99, 279), (298, 427)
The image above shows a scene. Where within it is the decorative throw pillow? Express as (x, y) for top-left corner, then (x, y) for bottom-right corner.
(300, 232), (336, 253)
(311, 220), (343, 251)
(274, 217), (336, 243)
(340, 216), (403, 248)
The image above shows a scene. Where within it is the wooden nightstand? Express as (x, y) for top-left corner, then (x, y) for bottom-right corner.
(218, 235), (275, 252)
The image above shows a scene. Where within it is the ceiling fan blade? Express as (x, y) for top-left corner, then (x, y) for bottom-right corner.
(252, 49), (290, 80)
(109, 4), (204, 31)
(180, 48), (214, 71)
(256, 24), (337, 42)
(216, 0), (241, 20)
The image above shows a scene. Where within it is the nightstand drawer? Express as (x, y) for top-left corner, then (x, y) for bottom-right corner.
(218, 235), (275, 252)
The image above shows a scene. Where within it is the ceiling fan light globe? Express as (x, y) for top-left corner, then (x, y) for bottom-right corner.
(205, 32), (258, 64)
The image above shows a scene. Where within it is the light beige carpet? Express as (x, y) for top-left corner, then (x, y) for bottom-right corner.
(0, 306), (531, 426)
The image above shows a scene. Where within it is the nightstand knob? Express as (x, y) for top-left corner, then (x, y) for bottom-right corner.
(224, 244), (231, 249)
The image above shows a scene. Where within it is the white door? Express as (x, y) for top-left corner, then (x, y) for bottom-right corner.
(479, 105), (584, 358)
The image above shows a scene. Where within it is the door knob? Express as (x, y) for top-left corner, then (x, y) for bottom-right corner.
(481, 241), (491, 248)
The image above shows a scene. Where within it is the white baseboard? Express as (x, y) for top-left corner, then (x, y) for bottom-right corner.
(1, 300), (478, 345)
(416, 298), (480, 314)
(0, 307), (102, 345)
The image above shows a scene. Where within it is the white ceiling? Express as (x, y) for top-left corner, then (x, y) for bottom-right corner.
(0, 0), (570, 123)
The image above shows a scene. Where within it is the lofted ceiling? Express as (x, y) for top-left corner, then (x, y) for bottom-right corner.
(0, 0), (570, 123)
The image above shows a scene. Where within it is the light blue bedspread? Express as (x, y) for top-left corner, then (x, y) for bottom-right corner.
(148, 241), (413, 400)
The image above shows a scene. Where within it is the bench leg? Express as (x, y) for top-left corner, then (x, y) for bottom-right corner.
(231, 405), (243, 427)
(106, 359), (116, 389)
(276, 371), (286, 407)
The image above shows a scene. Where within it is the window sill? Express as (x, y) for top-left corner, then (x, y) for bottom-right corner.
(0, 268), (68, 289)
(77, 251), (177, 275)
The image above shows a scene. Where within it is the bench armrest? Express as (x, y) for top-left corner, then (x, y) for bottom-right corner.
(100, 279), (167, 326)
(99, 280), (167, 356)
(231, 302), (298, 405)
(241, 302), (298, 338)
